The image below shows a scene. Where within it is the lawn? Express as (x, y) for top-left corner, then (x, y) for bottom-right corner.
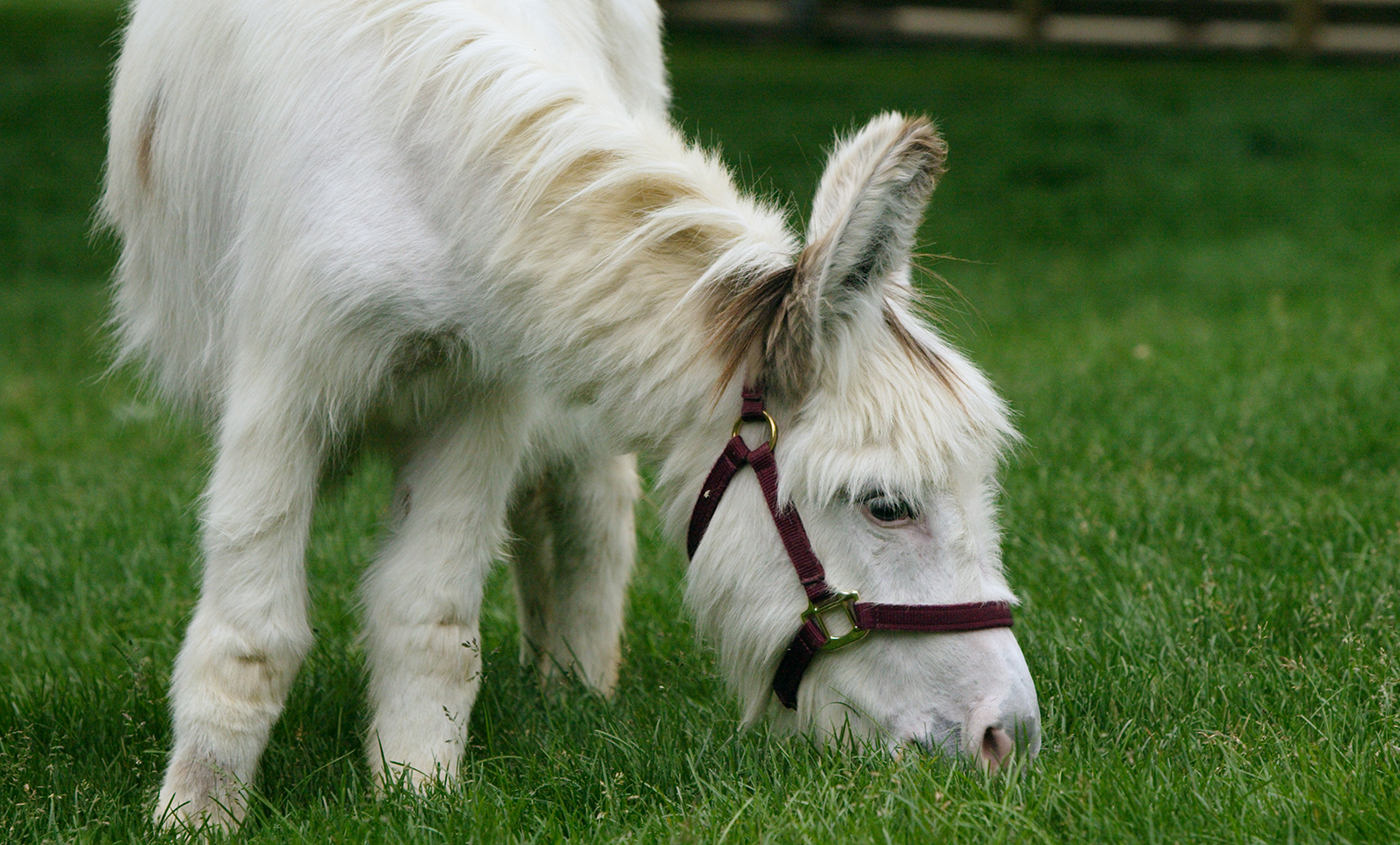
(2, 4), (1398, 843)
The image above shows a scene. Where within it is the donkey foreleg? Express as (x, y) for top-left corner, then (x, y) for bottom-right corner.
(361, 401), (529, 787)
(156, 377), (322, 832)
(511, 453), (638, 694)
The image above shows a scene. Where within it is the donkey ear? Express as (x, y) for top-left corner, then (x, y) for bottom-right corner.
(801, 113), (947, 306)
(709, 115), (946, 400)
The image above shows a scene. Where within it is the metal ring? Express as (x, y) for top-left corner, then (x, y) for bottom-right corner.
(732, 410), (778, 451)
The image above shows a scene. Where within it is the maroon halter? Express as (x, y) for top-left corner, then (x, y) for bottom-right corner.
(687, 387), (1015, 709)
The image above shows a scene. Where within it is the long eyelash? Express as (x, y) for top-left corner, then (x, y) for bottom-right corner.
(855, 489), (923, 522)
(854, 487), (894, 503)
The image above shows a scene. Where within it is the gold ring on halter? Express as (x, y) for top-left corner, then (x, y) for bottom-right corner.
(732, 410), (779, 451)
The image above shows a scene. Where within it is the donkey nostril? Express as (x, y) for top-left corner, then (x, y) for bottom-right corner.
(980, 726), (1014, 772)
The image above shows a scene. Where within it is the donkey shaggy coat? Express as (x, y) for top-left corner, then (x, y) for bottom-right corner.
(103, 0), (1040, 830)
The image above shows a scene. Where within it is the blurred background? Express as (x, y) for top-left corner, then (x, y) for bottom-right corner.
(663, 0), (1400, 53)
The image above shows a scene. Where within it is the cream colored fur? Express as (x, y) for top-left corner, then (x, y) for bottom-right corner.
(103, 0), (1039, 833)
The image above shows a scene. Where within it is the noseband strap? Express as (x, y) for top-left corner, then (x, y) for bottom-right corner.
(687, 386), (1014, 709)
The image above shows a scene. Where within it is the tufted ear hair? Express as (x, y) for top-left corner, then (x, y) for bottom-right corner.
(802, 112), (946, 309)
(709, 114), (946, 400)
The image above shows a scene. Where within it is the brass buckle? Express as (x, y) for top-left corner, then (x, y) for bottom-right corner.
(732, 410), (778, 450)
(802, 590), (869, 651)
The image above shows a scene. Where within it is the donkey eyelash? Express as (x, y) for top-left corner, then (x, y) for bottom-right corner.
(854, 490), (923, 523)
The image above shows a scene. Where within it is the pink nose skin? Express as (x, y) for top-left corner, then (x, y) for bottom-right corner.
(965, 709), (1040, 772)
(980, 727), (1015, 772)
(907, 713), (1040, 769)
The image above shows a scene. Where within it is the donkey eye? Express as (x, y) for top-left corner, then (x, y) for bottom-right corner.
(858, 492), (921, 525)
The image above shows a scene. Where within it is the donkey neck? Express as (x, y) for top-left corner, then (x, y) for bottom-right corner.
(468, 137), (797, 457)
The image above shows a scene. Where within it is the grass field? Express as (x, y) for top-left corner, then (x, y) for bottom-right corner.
(3, 4), (1399, 843)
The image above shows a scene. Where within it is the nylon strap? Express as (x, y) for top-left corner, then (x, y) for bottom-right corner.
(771, 600), (1014, 708)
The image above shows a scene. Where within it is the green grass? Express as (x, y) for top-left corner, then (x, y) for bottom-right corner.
(3, 5), (1399, 843)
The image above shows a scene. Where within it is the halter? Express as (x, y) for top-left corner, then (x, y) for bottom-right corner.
(686, 386), (1014, 709)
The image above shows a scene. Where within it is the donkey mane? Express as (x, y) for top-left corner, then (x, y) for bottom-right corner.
(361, 0), (794, 280)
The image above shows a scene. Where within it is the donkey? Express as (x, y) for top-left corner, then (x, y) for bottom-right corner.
(103, 0), (1040, 831)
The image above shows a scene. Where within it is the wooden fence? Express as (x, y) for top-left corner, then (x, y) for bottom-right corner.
(662, 0), (1400, 54)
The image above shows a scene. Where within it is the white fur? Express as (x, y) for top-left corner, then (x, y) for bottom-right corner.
(103, 0), (1039, 832)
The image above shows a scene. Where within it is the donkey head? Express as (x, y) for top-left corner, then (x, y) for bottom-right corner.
(681, 113), (1040, 767)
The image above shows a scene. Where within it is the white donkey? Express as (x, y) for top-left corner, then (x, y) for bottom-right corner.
(103, 0), (1040, 831)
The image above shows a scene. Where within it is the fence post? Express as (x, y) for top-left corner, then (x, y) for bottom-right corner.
(789, 0), (819, 35)
(1290, 0), (1321, 54)
(1017, 0), (1046, 43)
(1177, 0), (1210, 45)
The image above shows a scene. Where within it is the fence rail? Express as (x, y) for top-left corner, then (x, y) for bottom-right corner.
(661, 0), (1400, 53)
